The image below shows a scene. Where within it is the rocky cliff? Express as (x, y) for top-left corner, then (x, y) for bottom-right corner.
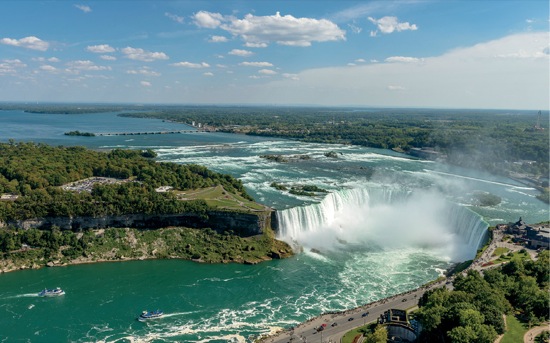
(1, 210), (277, 237)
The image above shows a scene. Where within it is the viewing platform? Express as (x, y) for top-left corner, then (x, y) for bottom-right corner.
(94, 129), (209, 136)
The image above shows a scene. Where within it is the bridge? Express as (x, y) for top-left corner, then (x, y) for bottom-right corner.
(94, 129), (209, 136)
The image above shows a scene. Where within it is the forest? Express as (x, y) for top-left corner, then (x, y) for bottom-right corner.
(0, 142), (252, 222)
(416, 250), (549, 343)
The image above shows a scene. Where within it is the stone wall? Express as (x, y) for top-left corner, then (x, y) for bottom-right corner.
(1, 210), (276, 237)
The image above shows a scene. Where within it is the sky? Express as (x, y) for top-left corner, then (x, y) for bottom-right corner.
(0, 0), (548, 110)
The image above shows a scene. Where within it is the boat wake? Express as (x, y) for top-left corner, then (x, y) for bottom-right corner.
(7, 293), (40, 299)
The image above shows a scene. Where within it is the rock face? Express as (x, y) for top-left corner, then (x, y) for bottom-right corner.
(1, 210), (276, 237)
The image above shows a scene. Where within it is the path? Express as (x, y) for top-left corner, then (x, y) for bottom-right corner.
(524, 323), (549, 343)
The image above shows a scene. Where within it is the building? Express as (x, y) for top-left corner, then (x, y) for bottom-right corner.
(380, 309), (418, 342)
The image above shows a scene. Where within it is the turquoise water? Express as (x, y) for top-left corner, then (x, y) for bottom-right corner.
(0, 110), (548, 342)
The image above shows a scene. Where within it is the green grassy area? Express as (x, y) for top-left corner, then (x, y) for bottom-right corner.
(493, 247), (510, 257)
(177, 185), (267, 211)
(501, 315), (528, 343)
(494, 249), (531, 264)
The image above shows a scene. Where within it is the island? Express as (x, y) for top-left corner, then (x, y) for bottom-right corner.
(64, 130), (96, 137)
(0, 142), (292, 272)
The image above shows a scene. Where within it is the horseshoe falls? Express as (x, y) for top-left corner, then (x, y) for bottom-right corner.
(277, 187), (489, 262)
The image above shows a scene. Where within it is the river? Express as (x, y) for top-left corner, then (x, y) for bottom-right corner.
(0, 109), (547, 342)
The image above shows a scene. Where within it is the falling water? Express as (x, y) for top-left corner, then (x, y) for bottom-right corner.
(276, 187), (488, 261)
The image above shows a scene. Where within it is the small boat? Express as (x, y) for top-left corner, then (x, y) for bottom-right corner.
(38, 287), (65, 297)
(138, 310), (164, 321)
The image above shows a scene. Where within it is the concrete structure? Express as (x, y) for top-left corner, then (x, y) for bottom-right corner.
(380, 309), (418, 342)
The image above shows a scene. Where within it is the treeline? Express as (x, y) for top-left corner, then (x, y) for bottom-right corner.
(117, 107), (549, 177)
(0, 226), (293, 266)
(0, 142), (251, 221)
(416, 251), (549, 343)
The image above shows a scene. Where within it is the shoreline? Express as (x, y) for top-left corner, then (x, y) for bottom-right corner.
(0, 251), (277, 274)
(255, 225), (525, 343)
(0, 226), (292, 274)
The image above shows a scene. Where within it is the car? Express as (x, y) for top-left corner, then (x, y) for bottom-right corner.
(348, 317), (354, 321)
(361, 312), (369, 317)
(331, 322), (338, 327)
(402, 298), (407, 302)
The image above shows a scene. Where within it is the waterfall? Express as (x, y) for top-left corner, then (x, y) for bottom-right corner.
(276, 187), (488, 261)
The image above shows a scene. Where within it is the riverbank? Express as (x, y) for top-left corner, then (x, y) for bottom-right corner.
(0, 226), (293, 274)
(257, 224), (541, 343)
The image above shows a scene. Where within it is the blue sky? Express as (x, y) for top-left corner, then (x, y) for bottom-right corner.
(0, 1), (548, 109)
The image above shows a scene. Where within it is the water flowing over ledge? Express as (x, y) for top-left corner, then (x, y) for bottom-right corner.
(276, 187), (488, 262)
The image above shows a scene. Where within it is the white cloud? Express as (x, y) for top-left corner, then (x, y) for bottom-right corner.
(75, 4), (91, 13)
(228, 49), (253, 57)
(140, 81), (151, 87)
(203, 72), (214, 77)
(258, 69), (276, 75)
(385, 56), (423, 63)
(87, 44), (115, 53)
(39, 65), (57, 72)
(0, 59), (26, 75)
(239, 61), (273, 67)
(171, 61), (210, 68)
(355, 58), (366, 63)
(368, 16), (418, 34)
(66, 60), (111, 72)
(193, 11), (345, 47)
(126, 67), (160, 76)
(222, 12), (345, 47)
(165, 12), (184, 24)
(193, 11), (224, 28)
(244, 42), (268, 48)
(282, 73), (299, 81)
(0, 36), (49, 51)
(121, 47), (169, 62)
(209, 35), (228, 43)
(33, 57), (60, 63)
(100, 55), (117, 61)
(244, 32), (548, 110)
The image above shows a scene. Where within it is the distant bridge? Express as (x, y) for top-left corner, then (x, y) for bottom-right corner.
(95, 129), (209, 136)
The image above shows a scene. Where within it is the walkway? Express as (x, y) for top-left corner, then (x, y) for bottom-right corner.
(524, 323), (549, 342)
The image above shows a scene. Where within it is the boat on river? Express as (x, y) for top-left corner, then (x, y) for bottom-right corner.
(138, 310), (164, 321)
(38, 287), (65, 297)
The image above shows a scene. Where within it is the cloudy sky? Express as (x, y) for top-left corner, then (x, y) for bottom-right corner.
(0, 1), (548, 109)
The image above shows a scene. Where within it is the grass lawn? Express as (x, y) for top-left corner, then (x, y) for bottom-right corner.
(494, 250), (531, 264)
(176, 185), (267, 211)
(493, 247), (510, 257)
(501, 315), (528, 343)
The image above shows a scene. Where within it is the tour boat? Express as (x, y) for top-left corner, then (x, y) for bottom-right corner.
(38, 287), (65, 297)
(138, 310), (164, 321)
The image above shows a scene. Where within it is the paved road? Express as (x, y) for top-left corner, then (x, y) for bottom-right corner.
(262, 282), (447, 343)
